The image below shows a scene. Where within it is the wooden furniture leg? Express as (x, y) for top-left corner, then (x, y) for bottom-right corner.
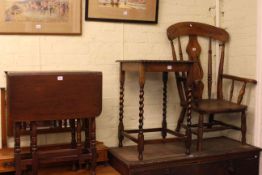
(138, 68), (145, 160)
(207, 114), (214, 128)
(15, 122), (22, 175)
(162, 72), (168, 139)
(76, 119), (82, 169)
(185, 86), (192, 154)
(241, 111), (247, 144)
(84, 118), (90, 169)
(197, 114), (204, 151)
(70, 119), (77, 148)
(89, 118), (96, 175)
(84, 119), (90, 150)
(118, 70), (125, 147)
(70, 119), (77, 170)
(1, 88), (7, 148)
(30, 121), (38, 175)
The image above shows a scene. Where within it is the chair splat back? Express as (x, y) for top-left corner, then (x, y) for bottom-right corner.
(167, 22), (229, 101)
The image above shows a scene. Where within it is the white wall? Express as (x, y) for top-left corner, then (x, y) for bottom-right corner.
(220, 0), (257, 144)
(0, 0), (223, 148)
(255, 0), (262, 173)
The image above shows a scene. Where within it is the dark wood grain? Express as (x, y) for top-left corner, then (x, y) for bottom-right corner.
(7, 72), (102, 122)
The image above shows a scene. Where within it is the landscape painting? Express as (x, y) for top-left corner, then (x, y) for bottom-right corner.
(86, 0), (158, 23)
(0, 0), (81, 34)
(4, 0), (69, 22)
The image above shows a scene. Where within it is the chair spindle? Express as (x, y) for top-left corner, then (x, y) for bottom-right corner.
(237, 82), (247, 104)
(217, 43), (225, 99)
(208, 38), (212, 99)
(229, 80), (235, 102)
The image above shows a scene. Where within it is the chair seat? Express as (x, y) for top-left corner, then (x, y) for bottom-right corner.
(192, 99), (247, 114)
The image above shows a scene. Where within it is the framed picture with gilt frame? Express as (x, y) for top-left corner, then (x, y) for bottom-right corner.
(0, 0), (82, 35)
(85, 0), (159, 24)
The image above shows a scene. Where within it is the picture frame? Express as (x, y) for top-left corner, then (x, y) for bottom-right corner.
(0, 0), (82, 35)
(85, 0), (159, 24)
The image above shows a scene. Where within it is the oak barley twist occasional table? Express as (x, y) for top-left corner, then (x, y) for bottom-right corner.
(117, 60), (194, 160)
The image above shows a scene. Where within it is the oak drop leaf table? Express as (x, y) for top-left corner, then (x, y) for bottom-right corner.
(117, 60), (194, 160)
(6, 72), (102, 175)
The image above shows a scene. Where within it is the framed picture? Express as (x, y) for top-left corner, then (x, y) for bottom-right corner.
(85, 0), (159, 23)
(0, 0), (82, 35)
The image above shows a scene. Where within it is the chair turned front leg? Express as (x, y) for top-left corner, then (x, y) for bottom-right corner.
(207, 114), (214, 129)
(197, 114), (204, 151)
(241, 111), (247, 144)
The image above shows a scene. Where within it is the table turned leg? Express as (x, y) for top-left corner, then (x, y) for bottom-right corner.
(30, 121), (38, 175)
(89, 118), (96, 175)
(118, 70), (125, 147)
(70, 119), (77, 170)
(84, 118), (90, 169)
(185, 86), (192, 155)
(84, 119), (90, 150)
(138, 68), (145, 160)
(76, 119), (82, 169)
(162, 72), (168, 139)
(15, 122), (22, 175)
(70, 119), (77, 148)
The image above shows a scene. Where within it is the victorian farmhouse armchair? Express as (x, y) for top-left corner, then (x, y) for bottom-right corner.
(167, 22), (257, 151)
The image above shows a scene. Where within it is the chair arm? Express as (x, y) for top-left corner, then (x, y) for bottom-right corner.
(221, 74), (256, 104)
(222, 74), (257, 84)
